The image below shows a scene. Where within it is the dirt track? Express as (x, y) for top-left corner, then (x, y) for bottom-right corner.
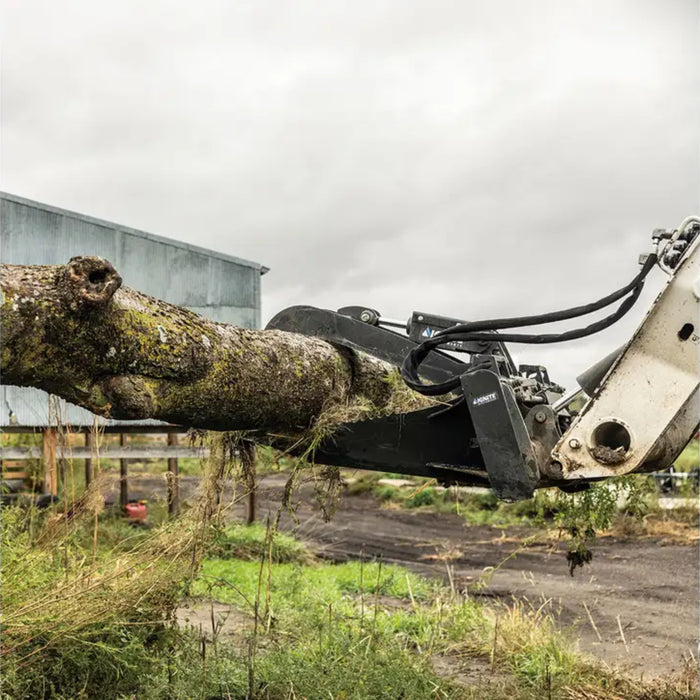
(125, 472), (698, 679)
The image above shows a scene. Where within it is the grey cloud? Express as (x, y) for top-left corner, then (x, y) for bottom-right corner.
(1, 0), (697, 390)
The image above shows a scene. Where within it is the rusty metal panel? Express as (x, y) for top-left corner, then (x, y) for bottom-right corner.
(0, 192), (266, 427)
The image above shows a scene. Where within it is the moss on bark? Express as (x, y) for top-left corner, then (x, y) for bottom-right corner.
(1, 257), (433, 439)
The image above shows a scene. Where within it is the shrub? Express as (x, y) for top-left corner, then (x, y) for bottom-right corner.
(404, 486), (437, 508)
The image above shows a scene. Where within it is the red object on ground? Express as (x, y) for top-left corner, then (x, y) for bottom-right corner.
(124, 501), (147, 522)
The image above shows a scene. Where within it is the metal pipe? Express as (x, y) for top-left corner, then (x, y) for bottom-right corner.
(551, 387), (585, 413)
(378, 316), (408, 329)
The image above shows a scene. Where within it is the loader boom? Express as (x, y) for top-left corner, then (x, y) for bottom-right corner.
(268, 218), (700, 500)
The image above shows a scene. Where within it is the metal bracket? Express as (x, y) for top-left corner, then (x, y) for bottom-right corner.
(461, 369), (539, 500)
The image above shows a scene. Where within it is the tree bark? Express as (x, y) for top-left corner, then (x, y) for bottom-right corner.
(0, 257), (429, 439)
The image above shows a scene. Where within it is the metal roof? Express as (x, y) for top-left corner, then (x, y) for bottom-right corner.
(0, 192), (269, 274)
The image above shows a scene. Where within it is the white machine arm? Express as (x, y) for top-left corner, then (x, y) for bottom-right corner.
(553, 219), (700, 482)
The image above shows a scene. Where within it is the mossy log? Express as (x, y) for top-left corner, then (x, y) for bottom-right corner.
(0, 257), (429, 439)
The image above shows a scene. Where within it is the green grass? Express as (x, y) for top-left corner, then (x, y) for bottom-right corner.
(194, 558), (433, 611)
(3, 431), (697, 700)
(186, 542), (694, 699)
(356, 467), (697, 534)
(190, 554), (579, 698)
(354, 476), (551, 527)
(254, 637), (452, 700)
(207, 521), (314, 563)
(3, 502), (695, 700)
(1, 505), (185, 700)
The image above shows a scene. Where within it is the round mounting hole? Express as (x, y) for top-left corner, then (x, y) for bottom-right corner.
(678, 323), (694, 341)
(88, 269), (108, 285)
(591, 420), (631, 465)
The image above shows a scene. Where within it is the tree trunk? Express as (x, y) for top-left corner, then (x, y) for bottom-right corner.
(0, 257), (429, 440)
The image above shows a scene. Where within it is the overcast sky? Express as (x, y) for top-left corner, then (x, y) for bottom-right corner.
(2, 0), (698, 390)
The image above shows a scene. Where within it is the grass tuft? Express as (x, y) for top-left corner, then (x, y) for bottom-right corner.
(207, 521), (314, 564)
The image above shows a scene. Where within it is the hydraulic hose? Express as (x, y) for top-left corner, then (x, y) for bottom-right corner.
(401, 252), (658, 396)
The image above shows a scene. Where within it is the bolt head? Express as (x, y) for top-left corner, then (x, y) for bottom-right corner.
(569, 438), (581, 449)
(535, 411), (547, 423)
(359, 311), (372, 323)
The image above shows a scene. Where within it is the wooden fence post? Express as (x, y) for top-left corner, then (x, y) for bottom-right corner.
(167, 433), (180, 518)
(246, 483), (257, 525)
(84, 431), (93, 487)
(245, 444), (257, 525)
(43, 428), (58, 496)
(119, 433), (128, 508)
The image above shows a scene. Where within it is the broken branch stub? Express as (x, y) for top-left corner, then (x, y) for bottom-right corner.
(59, 256), (123, 310)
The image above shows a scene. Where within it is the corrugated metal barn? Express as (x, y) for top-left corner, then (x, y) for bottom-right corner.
(0, 192), (268, 428)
